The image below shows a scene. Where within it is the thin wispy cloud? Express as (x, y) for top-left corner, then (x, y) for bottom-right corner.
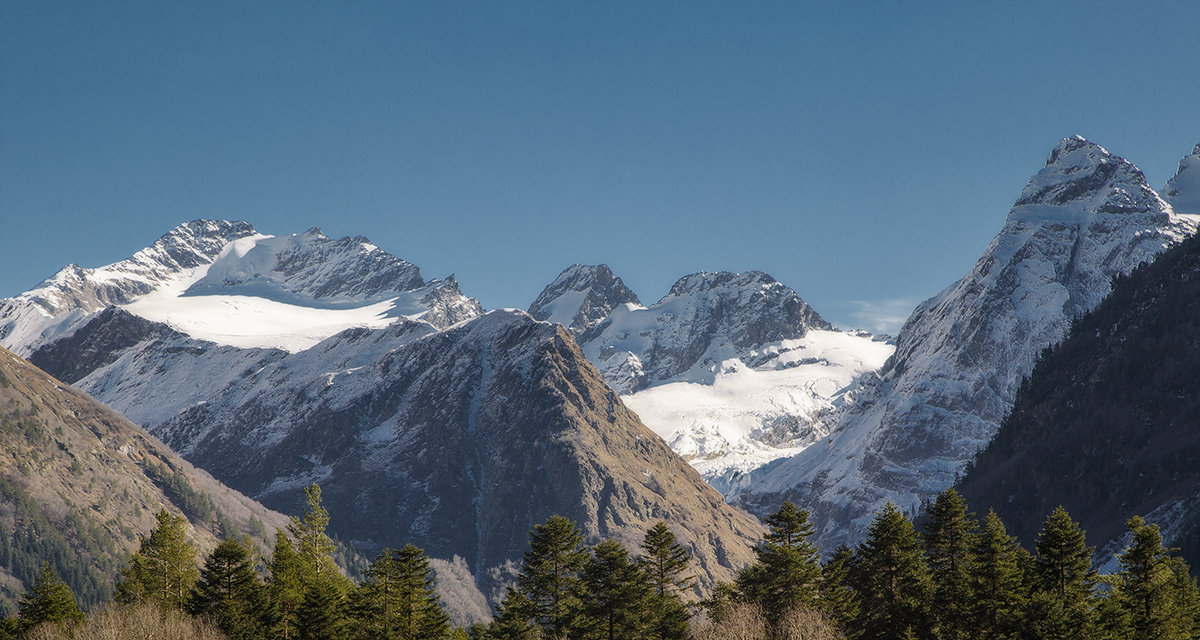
(835, 298), (923, 335)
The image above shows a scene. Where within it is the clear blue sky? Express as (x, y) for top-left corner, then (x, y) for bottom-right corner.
(2, 1), (1198, 333)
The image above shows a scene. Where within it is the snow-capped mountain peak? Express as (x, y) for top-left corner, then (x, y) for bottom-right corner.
(1163, 142), (1200, 215)
(1, 220), (483, 355)
(1014, 135), (1168, 217)
(528, 264), (641, 334)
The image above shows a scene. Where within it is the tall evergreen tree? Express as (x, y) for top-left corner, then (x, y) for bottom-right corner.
(268, 529), (307, 640)
(819, 545), (860, 638)
(488, 589), (538, 640)
(579, 539), (652, 640)
(17, 562), (83, 631)
(298, 578), (346, 640)
(1115, 516), (1189, 640)
(1026, 505), (1096, 640)
(515, 515), (589, 637)
(922, 489), (977, 640)
(115, 508), (199, 611)
(970, 509), (1025, 640)
(189, 537), (265, 639)
(638, 522), (692, 640)
(287, 484), (340, 582)
(354, 545), (450, 640)
(850, 502), (932, 640)
(737, 501), (823, 624)
(1167, 557), (1200, 638)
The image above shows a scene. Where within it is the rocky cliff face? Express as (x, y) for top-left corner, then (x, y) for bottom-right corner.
(740, 137), (1198, 550)
(0, 347), (288, 613)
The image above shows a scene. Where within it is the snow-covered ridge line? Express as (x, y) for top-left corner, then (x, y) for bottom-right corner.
(1, 219), (483, 355)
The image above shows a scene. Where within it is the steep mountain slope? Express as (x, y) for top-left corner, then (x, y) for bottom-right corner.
(0, 346), (288, 614)
(25, 305), (765, 611)
(956, 231), (1200, 569)
(741, 137), (1198, 549)
(0, 221), (482, 355)
(530, 267), (892, 493)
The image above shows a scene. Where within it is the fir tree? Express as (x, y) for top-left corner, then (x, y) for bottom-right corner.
(288, 484), (340, 582)
(189, 537), (265, 639)
(268, 529), (306, 640)
(298, 578), (346, 640)
(515, 515), (588, 637)
(737, 500), (822, 624)
(1116, 516), (1189, 640)
(819, 545), (860, 638)
(970, 509), (1025, 640)
(1167, 557), (1200, 638)
(115, 508), (199, 611)
(353, 545), (449, 640)
(850, 502), (932, 640)
(638, 522), (692, 640)
(922, 489), (977, 640)
(579, 539), (652, 640)
(1028, 505), (1096, 640)
(17, 562), (83, 631)
(488, 589), (539, 640)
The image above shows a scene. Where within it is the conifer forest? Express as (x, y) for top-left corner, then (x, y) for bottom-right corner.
(3, 483), (1197, 640)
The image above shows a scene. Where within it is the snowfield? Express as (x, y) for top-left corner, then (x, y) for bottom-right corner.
(621, 329), (893, 490)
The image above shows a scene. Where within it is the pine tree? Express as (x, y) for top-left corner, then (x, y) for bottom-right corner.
(922, 489), (977, 640)
(17, 562), (83, 631)
(970, 510), (1025, 640)
(1167, 557), (1200, 638)
(516, 515), (589, 637)
(288, 484), (340, 582)
(1027, 505), (1096, 640)
(115, 508), (199, 611)
(818, 545), (859, 638)
(737, 500), (823, 624)
(579, 539), (652, 640)
(850, 502), (932, 640)
(638, 522), (692, 640)
(189, 537), (265, 639)
(268, 529), (306, 640)
(1115, 516), (1188, 640)
(298, 578), (346, 640)
(355, 545), (450, 640)
(488, 589), (539, 640)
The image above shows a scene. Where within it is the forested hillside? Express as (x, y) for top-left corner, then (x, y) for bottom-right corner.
(0, 347), (288, 615)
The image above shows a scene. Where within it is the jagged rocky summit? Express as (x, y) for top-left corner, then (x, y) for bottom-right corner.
(529, 266), (894, 493)
(737, 136), (1199, 551)
(528, 264), (641, 334)
(1, 221), (766, 622)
